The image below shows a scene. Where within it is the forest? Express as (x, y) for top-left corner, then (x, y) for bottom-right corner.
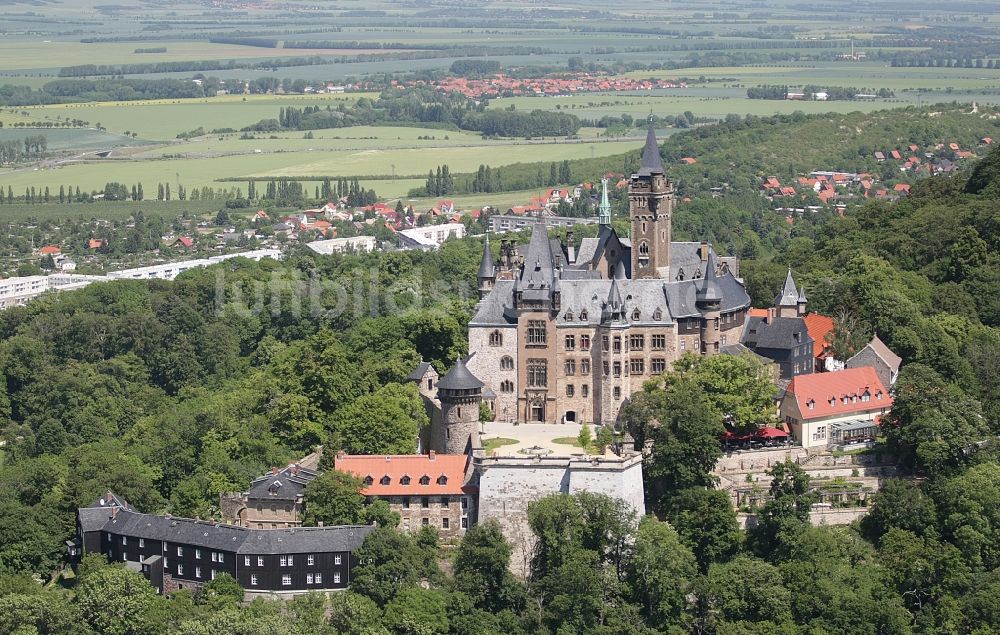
(0, 128), (997, 634)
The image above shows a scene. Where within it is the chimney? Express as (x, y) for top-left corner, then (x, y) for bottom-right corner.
(317, 521), (324, 527)
(428, 450), (436, 460)
(111, 506), (118, 520)
(699, 241), (709, 261)
(271, 467), (279, 476)
(291, 463), (300, 476)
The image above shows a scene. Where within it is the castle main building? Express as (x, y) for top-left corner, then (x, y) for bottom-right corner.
(468, 128), (752, 426)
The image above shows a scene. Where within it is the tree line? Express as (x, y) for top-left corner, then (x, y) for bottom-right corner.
(0, 134), (47, 163)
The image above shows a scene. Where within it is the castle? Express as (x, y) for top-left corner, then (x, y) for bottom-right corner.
(468, 127), (753, 426)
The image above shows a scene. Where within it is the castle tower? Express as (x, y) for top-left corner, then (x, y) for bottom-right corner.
(775, 269), (803, 318)
(696, 253), (723, 355)
(477, 237), (496, 300)
(435, 359), (484, 455)
(598, 177), (612, 227)
(629, 124), (675, 280)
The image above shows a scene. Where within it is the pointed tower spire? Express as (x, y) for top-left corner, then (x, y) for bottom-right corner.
(477, 236), (496, 300)
(696, 252), (721, 305)
(598, 177), (612, 226)
(638, 121), (664, 176)
(774, 268), (801, 317)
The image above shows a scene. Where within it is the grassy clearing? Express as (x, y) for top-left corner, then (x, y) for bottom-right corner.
(551, 437), (601, 455)
(483, 437), (518, 454)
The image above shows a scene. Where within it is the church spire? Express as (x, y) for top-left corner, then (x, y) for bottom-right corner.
(598, 177), (612, 226)
(637, 121), (664, 177)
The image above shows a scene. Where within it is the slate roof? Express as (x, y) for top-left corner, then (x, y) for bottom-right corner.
(775, 269), (800, 307)
(516, 224), (556, 302)
(247, 464), (320, 502)
(98, 509), (373, 554)
(437, 358), (484, 391)
(407, 361), (433, 382)
(78, 491), (134, 532)
(637, 125), (665, 176)
(743, 316), (813, 351)
(478, 240), (495, 279)
(850, 335), (901, 371)
(696, 252), (721, 303)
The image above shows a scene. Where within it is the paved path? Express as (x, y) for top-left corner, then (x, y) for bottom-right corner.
(479, 421), (613, 458)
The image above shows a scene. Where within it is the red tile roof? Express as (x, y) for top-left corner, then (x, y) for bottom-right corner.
(87, 239), (103, 250)
(802, 312), (834, 358)
(786, 366), (891, 421)
(39, 245), (61, 255)
(335, 453), (468, 496)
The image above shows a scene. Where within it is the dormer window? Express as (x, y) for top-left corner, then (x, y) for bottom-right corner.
(419, 475), (430, 486)
(437, 475), (448, 485)
(363, 475), (374, 486)
(876, 391), (883, 400)
(842, 396), (849, 405)
(829, 397), (835, 407)
(632, 309), (641, 321)
(564, 311), (574, 321)
(580, 310), (588, 321)
(380, 475), (391, 486)
(807, 399), (815, 410)
(676, 268), (685, 281)
(653, 308), (662, 321)
(400, 475), (411, 486)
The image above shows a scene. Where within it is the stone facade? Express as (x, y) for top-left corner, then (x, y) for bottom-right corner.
(475, 454), (645, 575)
(470, 129), (752, 425)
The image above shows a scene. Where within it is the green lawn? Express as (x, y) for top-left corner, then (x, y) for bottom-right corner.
(483, 437), (518, 454)
(551, 437), (601, 455)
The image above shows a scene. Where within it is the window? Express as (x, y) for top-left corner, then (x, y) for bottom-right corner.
(122, 536), (127, 545)
(461, 518), (469, 529)
(244, 556), (251, 567)
(489, 330), (503, 347)
(613, 362), (621, 378)
(630, 359), (645, 375)
(282, 574), (292, 586)
(580, 335), (590, 350)
(288, 555), (294, 566)
(603, 361), (610, 376)
(442, 518), (450, 529)
(437, 475), (448, 485)
(177, 547), (183, 557)
(580, 359), (590, 374)
(307, 573), (314, 584)
(461, 497), (468, 510)
(527, 320), (547, 345)
(579, 310), (588, 321)
(195, 567), (202, 579)
(402, 497), (410, 509)
(195, 549), (201, 560)
(307, 554), (315, 566)
(400, 475), (411, 485)
(653, 309), (663, 321)
(721, 334), (727, 345)
(651, 334), (666, 350)
(602, 336), (609, 352)
(651, 359), (666, 374)
(807, 399), (815, 410)
(680, 339), (686, 351)
(582, 384), (589, 397)
(564, 311), (574, 321)
(330, 573), (337, 585)
(280, 555), (288, 566)
(419, 475), (430, 486)
(380, 475), (390, 486)
(250, 574), (258, 586)
(178, 564), (184, 576)
(566, 385), (575, 397)
(527, 359), (548, 387)
(422, 497), (430, 508)
(422, 518), (430, 526)
(500, 356), (514, 370)
(630, 335), (644, 350)
(565, 334), (576, 350)
(613, 336), (621, 353)
(335, 555), (342, 565)
(211, 552), (217, 563)
(613, 387), (621, 400)
(211, 569), (216, 580)
(632, 309), (641, 321)
(257, 556), (264, 567)
(500, 380), (514, 393)
(363, 475), (373, 486)
(564, 359), (576, 375)
(163, 543), (167, 552)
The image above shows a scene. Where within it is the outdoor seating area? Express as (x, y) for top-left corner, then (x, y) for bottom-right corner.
(722, 426), (795, 451)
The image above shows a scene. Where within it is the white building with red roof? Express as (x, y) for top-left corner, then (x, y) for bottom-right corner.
(334, 451), (473, 537)
(779, 366), (892, 449)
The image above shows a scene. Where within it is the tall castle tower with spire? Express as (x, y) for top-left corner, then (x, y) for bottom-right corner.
(629, 124), (675, 280)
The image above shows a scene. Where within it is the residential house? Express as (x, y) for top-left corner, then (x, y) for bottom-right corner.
(846, 335), (902, 388)
(740, 270), (814, 380)
(335, 451), (474, 537)
(779, 366), (892, 449)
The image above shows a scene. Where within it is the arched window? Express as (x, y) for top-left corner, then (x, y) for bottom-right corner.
(489, 330), (503, 347)
(500, 356), (514, 370)
(419, 475), (430, 486)
(638, 242), (649, 255)
(653, 308), (662, 321)
(632, 309), (641, 321)
(500, 380), (514, 393)
(580, 310), (588, 321)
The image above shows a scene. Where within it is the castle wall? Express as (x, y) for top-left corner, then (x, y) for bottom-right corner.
(475, 454), (644, 576)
